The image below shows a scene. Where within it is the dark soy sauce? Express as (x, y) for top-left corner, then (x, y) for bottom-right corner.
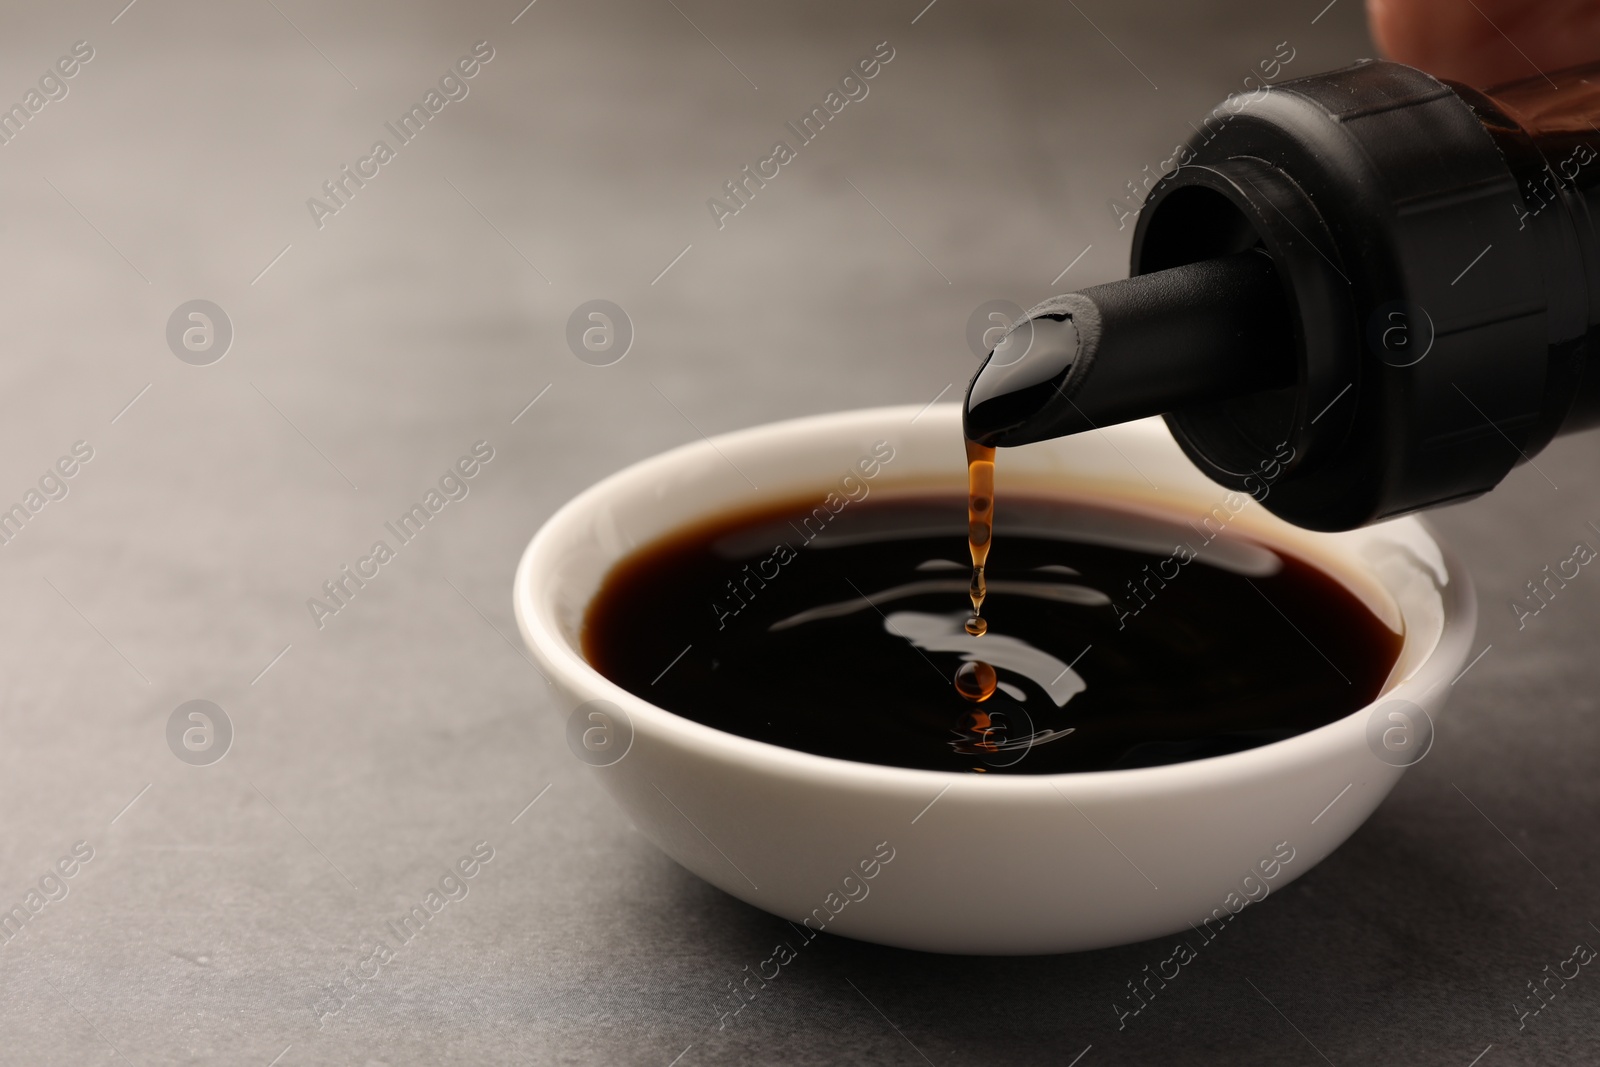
(582, 494), (1403, 775)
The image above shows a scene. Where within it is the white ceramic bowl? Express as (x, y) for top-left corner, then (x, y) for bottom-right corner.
(514, 405), (1476, 955)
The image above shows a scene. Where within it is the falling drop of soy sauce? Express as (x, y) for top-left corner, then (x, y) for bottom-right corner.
(953, 660), (997, 702)
(960, 439), (998, 691)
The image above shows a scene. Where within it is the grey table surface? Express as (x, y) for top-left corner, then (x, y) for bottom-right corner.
(0, 0), (1594, 1064)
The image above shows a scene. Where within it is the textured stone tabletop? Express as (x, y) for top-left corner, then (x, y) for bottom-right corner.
(0, 0), (1594, 1063)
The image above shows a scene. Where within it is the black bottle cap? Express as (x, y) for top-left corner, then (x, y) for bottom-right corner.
(1141, 59), (1557, 529)
(967, 60), (1560, 531)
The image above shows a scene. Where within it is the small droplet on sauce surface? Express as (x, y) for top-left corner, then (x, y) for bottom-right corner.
(953, 659), (997, 702)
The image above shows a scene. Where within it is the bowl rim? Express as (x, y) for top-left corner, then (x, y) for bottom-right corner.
(513, 404), (1478, 798)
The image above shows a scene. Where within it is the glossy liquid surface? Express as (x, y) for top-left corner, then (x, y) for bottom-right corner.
(583, 494), (1402, 774)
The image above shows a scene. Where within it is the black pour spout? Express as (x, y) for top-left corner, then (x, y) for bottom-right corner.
(963, 252), (1292, 448)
